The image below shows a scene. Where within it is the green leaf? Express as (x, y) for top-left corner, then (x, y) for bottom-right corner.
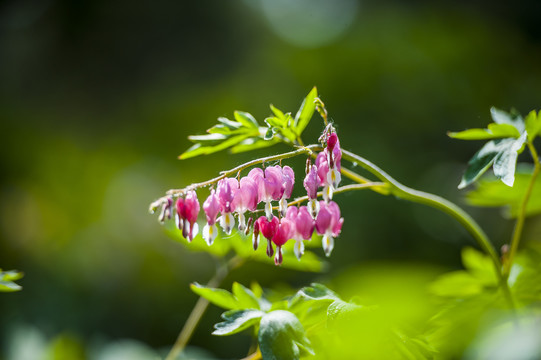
(525, 110), (541, 142)
(270, 104), (286, 123)
(449, 123), (521, 140)
(297, 283), (339, 302)
(178, 143), (208, 160)
(0, 270), (23, 292)
(230, 138), (280, 154)
(232, 282), (261, 310)
(213, 309), (264, 336)
(207, 124), (247, 135)
(188, 133), (227, 144)
(490, 107), (525, 133)
(458, 135), (526, 189)
(294, 87), (318, 136)
(264, 117), (284, 128)
(190, 283), (240, 310)
(234, 111), (259, 129)
(429, 271), (485, 297)
(465, 166), (541, 217)
(217, 117), (243, 129)
(258, 310), (314, 360)
(179, 133), (254, 159)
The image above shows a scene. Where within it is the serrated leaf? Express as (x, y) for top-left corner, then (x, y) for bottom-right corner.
(466, 167), (541, 217)
(490, 107), (525, 133)
(525, 110), (541, 142)
(234, 111), (259, 129)
(230, 138), (280, 154)
(461, 247), (498, 285)
(449, 123), (521, 140)
(212, 309), (264, 336)
(458, 136), (525, 189)
(191, 283), (240, 310)
(294, 87), (318, 136)
(232, 282), (261, 310)
(258, 310), (313, 360)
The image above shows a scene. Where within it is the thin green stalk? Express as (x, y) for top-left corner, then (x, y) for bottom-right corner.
(503, 143), (540, 279)
(165, 256), (245, 360)
(339, 148), (516, 308)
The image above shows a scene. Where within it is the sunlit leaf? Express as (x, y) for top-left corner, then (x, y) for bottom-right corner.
(232, 282), (261, 310)
(234, 111), (259, 129)
(258, 310), (314, 360)
(294, 87), (318, 136)
(230, 138), (280, 154)
(213, 309), (264, 336)
(0, 269), (23, 292)
(525, 110), (541, 142)
(191, 283), (240, 310)
(490, 107), (525, 133)
(458, 135), (526, 189)
(217, 117), (243, 129)
(448, 123), (521, 140)
(264, 128), (275, 140)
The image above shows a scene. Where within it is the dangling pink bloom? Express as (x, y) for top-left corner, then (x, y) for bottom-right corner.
(303, 165), (320, 219)
(315, 201), (344, 257)
(272, 218), (294, 265)
(232, 177), (258, 231)
(286, 206), (315, 260)
(248, 167), (283, 220)
(175, 197), (185, 230)
(278, 166), (295, 217)
(180, 190), (200, 241)
(257, 215), (279, 258)
(216, 178), (238, 235)
(325, 133), (342, 189)
(202, 189), (221, 245)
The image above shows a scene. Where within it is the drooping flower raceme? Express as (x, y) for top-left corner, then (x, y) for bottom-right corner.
(216, 178), (238, 235)
(202, 189), (221, 245)
(315, 200), (344, 257)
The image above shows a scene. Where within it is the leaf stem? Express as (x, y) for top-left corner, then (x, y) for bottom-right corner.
(503, 143), (540, 278)
(338, 147), (518, 308)
(165, 255), (245, 360)
(286, 182), (387, 208)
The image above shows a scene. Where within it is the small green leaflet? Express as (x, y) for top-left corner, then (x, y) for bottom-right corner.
(178, 88), (319, 159)
(450, 108), (531, 189)
(0, 269), (23, 292)
(524, 110), (541, 142)
(213, 309), (265, 336)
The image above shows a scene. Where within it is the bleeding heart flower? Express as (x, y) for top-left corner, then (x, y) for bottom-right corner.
(315, 201), (344, 257)
(202, 189), (221, 245)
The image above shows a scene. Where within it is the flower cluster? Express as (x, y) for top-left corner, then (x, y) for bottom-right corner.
(152, 131), (344, 265)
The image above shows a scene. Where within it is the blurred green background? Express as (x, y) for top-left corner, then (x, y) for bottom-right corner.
(1, 0), (540, 358)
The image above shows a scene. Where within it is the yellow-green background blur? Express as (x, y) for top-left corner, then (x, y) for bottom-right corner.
(1, 0), (540, 358)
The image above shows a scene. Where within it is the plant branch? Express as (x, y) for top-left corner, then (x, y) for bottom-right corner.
(503, 143), (540, 278)
(165, 255), (245, 360)
(166, 147), (315, 196)
(287, 182), (387, 208)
